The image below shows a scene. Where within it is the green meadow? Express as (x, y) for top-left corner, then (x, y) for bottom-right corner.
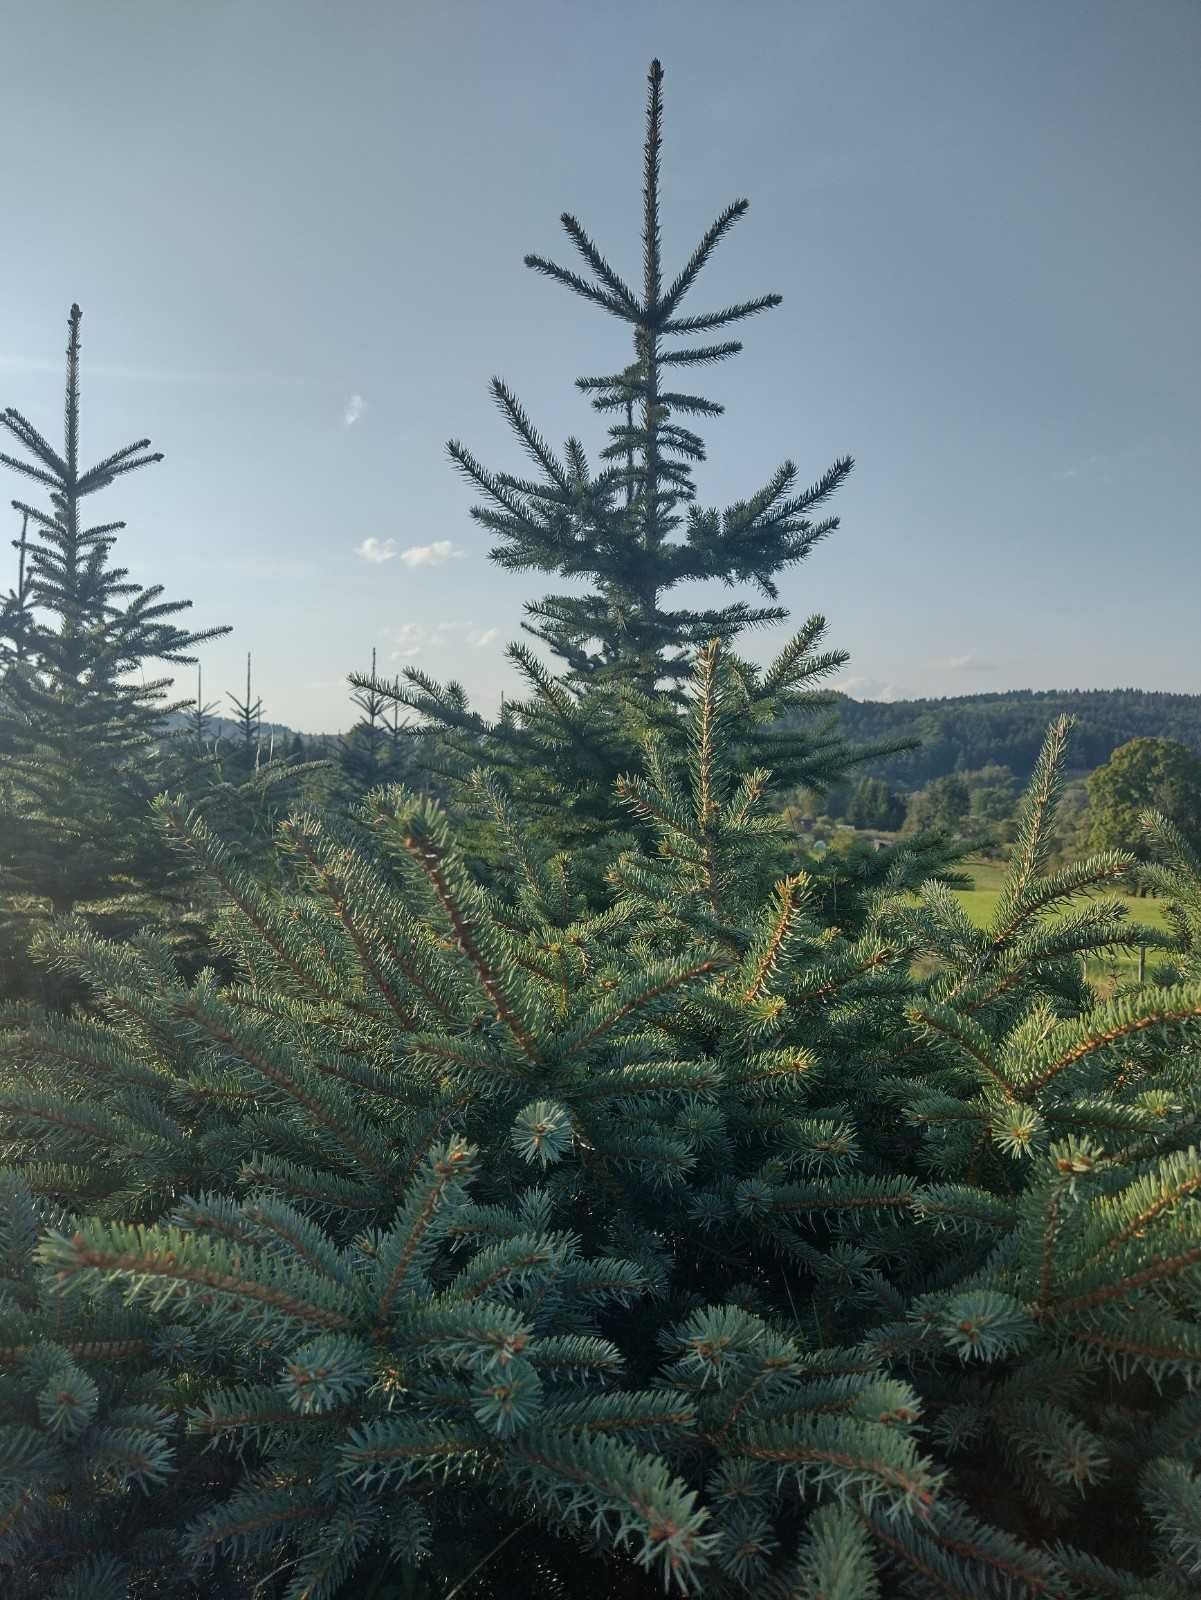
(952, 856), (1169, 986)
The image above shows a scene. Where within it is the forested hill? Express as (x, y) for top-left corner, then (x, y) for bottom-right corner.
(830, 688), (1201, 787)
(167, 688), (1201, 790)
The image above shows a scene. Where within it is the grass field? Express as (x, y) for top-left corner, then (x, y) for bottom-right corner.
(951, 856), (1168, 985)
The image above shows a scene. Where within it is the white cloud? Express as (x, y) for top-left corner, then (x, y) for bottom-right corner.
(386, 621), (468, 661)
(471, 627), (499, 648)
(343, 392), (367, 428)
(356, 537), (398, 564)
(357, 538), (466, 569)
(398, 540), (464, 568)
(943, 655), (998, 673)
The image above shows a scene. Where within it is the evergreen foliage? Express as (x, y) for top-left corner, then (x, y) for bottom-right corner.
(0, 306), (228, 918)
(377, 616), (901, 860)
(225, 653), (266, 776)
(448, 58), (850, 693)
(2, 666), (1199, 1597)
(1139, 811), (1201, 987)
(0, 1171), (225, 1600)
(160, 654), (333, 898)
(184, 665), (220, 745)
(845, 776), (906, 832)
(338, 648), (416, 799)
(354, 61), (898, 848)
(0, 58), (1196, 1600)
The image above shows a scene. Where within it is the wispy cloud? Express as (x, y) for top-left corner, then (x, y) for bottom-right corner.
(386, 619), (491, 661)
(1051, 436), (1176, 484)
(343, 392), (367, 428)
(943, 655), (998, 673)
(389, 623), (427, 659)
(399, 540), (463, 568)
(837, 674), (902, 703)
(356, 537), (398, 564)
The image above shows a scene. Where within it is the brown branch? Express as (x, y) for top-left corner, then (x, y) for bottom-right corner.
(374, 1144), (473, 1327)
(0, 1337), (147, 1368)
(1038, 1244), (1201, 1319)
(402, 831), (541, 1061)
(573, 959), (723, 1050)
(1028, 1002), (1201, 1094)
(906, 1008), (1016, 1103)
(743, 877), (803, 1002)
(57, 1236), (352, 1331)
(1089, 1174), (1201, 1264)
(279, 825), (422, 1029)
(158, 809), (353, 1010)
(177, 1004), (395, 1188)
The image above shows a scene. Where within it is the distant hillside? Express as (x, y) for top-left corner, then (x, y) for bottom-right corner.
(830, 688), (1201, 788)
(164, 712), (298, 743)
(164, 689), (1201, 792)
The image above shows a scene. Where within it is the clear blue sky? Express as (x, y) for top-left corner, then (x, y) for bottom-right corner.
(3, 0), (1198, 730)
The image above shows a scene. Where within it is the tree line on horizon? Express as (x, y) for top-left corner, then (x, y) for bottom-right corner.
(824, 687), (1201, 789)
(1, 58), (1200, 1600)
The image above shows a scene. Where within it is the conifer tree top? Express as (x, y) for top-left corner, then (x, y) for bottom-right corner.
(445, 58), (853, 695)
(0, 304), (230, 912)
(1, 304), (228, 680)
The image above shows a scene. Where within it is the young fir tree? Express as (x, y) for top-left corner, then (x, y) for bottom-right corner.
(225, 652), (266, 775)
(356, 61), (895, 849)
(186, 664), (220, 745)
(0, 306), (229, 919)
(461, 58), (849, 693)
(160, 650), (332, 896)
(2, 666), (1199, 1599)
(339, 647), (416, 798)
